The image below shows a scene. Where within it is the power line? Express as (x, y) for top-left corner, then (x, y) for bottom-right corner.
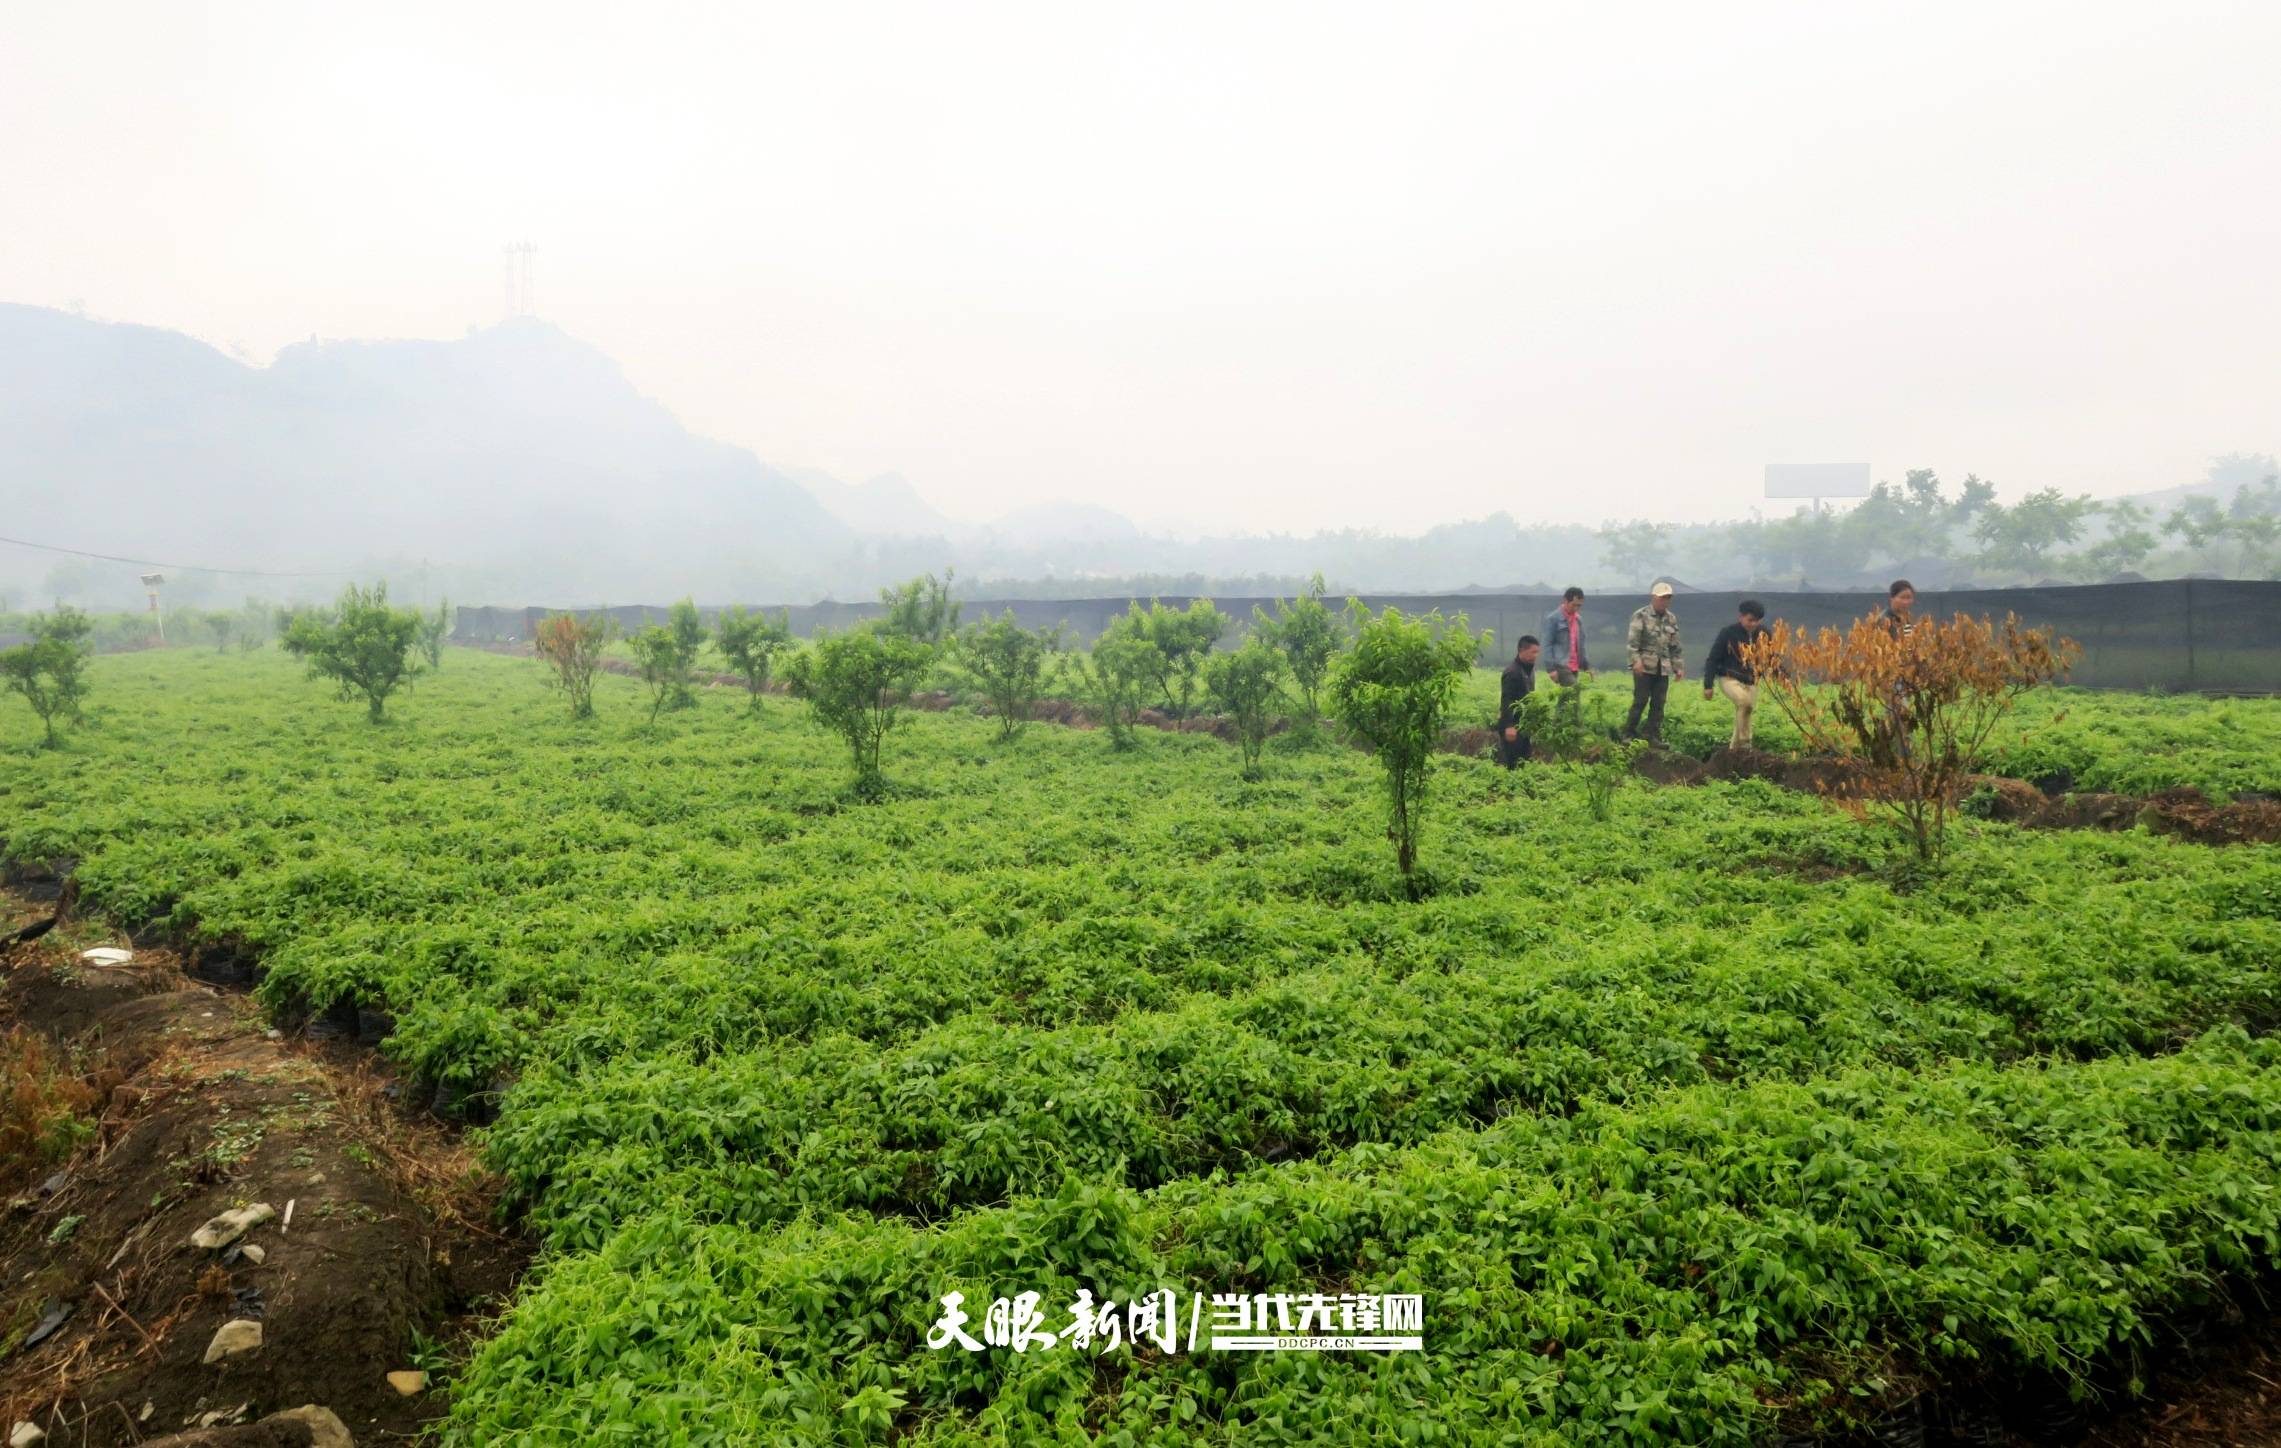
(0, 533), (363, 579)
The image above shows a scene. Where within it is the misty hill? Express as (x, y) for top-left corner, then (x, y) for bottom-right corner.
(787, 468), (959, 539)
(988, 501), (1142, 548)
(0, 305), (852, 605)
(6, 304), (2265, 612)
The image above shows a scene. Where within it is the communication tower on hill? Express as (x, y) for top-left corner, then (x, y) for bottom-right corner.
(503, 242), (537, 321)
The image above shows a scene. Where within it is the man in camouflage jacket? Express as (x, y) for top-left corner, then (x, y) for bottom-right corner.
(1623, 582), (1684, 745)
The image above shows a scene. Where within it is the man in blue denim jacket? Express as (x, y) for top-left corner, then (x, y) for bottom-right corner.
(1541, 587), (1588, 726)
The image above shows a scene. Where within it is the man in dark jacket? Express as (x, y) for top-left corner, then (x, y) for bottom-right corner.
(1497, 635), (1539, 767)
(1700, 598), (1766, 750)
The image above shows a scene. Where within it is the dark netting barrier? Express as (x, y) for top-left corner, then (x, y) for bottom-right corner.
(454, 579), (2281, 693)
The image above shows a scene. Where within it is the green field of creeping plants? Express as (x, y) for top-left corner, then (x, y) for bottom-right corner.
(3, 648), (2279, 1444)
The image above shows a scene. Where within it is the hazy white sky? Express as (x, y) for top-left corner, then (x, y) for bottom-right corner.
(5, 0), (2276, 533)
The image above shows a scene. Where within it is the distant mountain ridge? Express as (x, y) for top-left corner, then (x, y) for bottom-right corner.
(0, 305), (853, 603)
(786, 468), (960, 539)
(5, 304), (2261, 609)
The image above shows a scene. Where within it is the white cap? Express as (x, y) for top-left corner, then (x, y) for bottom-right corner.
(1650, 581), (1675, 597)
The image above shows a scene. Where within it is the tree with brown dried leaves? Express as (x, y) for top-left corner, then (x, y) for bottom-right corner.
(1744, 611), (2077, 863)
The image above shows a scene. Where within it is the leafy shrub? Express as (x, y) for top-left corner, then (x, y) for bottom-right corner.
(1328, 604), (1483, 880)
(952, 610), (1062, 741)
(0, 606), (93, 747)
(1204, 636), (1285, 779)
(280, 582), (425, 721)
(713, 605), (793, 710)
(1108, 599), (1228, 718)
(878, 571), (960, 649)
(1582, 738), (1643, 820)
(1749, 611), (2077, 861)
(631, 598), (708, 720)
(1070, 631), (1158, 749)
(784, 625), (934, 794)
(1252, 574), (1341, 736)
(419, 598), (453, 670)
(533, 612), (614, 719)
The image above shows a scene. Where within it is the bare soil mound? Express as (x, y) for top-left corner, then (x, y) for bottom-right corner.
(0, 918), (516, 1446)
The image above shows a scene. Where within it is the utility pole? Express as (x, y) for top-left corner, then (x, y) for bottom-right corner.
(141, 572), (166, 644)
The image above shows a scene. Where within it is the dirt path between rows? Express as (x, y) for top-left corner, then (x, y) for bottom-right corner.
(0, 883), (521, 1447)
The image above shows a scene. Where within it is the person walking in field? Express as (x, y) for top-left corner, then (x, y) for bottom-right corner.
(1541, 588), (1588, 726)
(1700, 598), (1766, 751)
(1497, 635), (1539, 767)
(1622, 582), (1683, 745)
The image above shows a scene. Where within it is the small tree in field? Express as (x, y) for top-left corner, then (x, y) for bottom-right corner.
(208, 610), (238, 654)
(878, 571), (961, 648)
(953, 610), (1062, 741)
(281, 583), (425, 721)
(1070, 631), (1159, 750)
(1253, 574), (1340, 737)
(1746, 611), (2077, 863)
(533, 612), (614, 719)
(631, 598), (707, 720)
(784, 625), (933, 795)
(1109, 599), (1227, 718)
(1328, 605), (1483, 884)
(715, 606), (794, 710)
(418, 598), (453, 670)
(1, 607), (94, 747)
(1206, 636), (1286, 779)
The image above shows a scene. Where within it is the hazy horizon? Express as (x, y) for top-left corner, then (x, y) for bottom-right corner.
(6, 1), (2279, 536)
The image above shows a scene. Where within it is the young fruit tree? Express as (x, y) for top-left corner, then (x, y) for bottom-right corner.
(1206, 636), (1286, 779)
(1070, 631), (1159, 750)
(1745, 611), (2077, 862)
(0, 607), (94, 747)
(533, 612), (615, 720)
(714, 606), (794, 710)
(952, 610), (1063, 741)
(1252, 574), (1341, 737)
(784, 624), (934, 796)
(878, 571), (961, 648)
(1110, 599), (1227, 718)
(418, 599), (453, 670)
(1328, 604), (1484, 883)
(631, 598), (708, 720)
(281, 583), (426, 722)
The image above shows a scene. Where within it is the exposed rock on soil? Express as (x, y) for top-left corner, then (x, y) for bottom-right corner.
(0, 922), (514, 1446)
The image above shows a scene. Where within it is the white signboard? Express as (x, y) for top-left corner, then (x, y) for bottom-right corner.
(1764, 463), (1872, 499)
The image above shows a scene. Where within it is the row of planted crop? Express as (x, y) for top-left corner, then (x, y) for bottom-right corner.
(70, 741), (2273, 1108)
(481, 838), (2281, 1250)
(444, 1028), (2281, 1445)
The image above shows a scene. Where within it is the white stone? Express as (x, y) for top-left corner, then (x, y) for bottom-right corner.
(10, 1421), (47, 1447)
(202, 1319), (263, 1364)
(266, 1407), (353, 1448)
(190, 1202), (274, 1250)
